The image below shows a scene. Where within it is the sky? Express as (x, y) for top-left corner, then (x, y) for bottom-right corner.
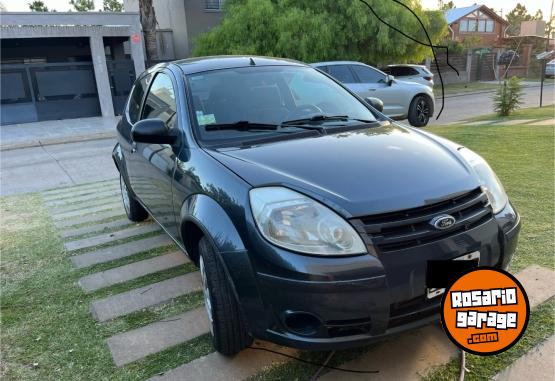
(2, 0), (553, 20)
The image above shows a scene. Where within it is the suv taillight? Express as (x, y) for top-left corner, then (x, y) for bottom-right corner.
(424, 76), (433, 81)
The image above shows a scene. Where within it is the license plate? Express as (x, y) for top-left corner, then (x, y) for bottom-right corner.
(426, 251), (480, 299)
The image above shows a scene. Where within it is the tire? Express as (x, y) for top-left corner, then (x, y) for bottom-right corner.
(119, 173), (148, 222)
(198, 236), (252, 355)
(408, 95), (433, 127)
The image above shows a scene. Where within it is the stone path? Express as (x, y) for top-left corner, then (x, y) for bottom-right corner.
(43, 180), (555, 381)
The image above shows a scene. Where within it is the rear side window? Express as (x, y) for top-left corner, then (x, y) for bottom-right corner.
(141, 72), (177, 129)
(327, 65), (356, 83)
(351, 65), (385, 83)
(127, 74), (152, 124)
(390, 66), (419, 76)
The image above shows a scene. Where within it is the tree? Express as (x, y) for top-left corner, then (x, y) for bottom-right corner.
(28, 1), (48, 11)
(103, 0), (122, 12)
(493, 77), (523, 116)
(139, 0), (159, 60)
(440, 1), (455, 11)
(194, 0), (448, 65)
(506, 3), (544, 36)
(70, 0), (95, 11)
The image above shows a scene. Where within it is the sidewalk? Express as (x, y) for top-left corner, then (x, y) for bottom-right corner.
(0, 116), (119, 150)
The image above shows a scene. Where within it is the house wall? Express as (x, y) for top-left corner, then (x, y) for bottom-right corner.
(449, 8), (507, 48)
(184, 0), (223, 56)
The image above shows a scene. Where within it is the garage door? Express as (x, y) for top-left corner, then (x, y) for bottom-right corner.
(1, 62), (101, 125)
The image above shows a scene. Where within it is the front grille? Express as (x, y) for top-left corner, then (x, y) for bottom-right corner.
(354, 188), (493, 252)
(388, 296), (440, 329)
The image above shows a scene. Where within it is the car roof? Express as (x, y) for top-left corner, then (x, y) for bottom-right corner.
(168, 55), (307, 75)
(310, 61), (371, 67)
(387, 64), (427, 69)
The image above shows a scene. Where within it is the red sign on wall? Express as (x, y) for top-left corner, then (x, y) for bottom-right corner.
(131, 33), (141, 44)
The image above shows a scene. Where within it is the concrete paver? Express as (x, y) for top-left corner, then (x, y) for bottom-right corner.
(50, 196), (120, 214)
(64, 224), (160, 252)
(43, 184), (120, 202)
(51, 202), (122, 221)
(148, 341), (297, 381)
(71, 234), (173, 269)
(79, 251), (188, 292)
(46, 190), (120, 207)
(55, 209), (125, 229)
(43, 178), (118, 197)
(493, 335), (555, 381)
(108, 307), (209, 366)
(90, 272), (202, 322)
(61, 218), (134, 239)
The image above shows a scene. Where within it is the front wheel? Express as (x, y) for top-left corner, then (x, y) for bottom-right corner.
(119, 174), (148, 222)
(198, 237), (252, 355)
(408, 95), (433, 127)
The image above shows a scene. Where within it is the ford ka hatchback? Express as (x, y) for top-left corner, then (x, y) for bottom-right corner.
(112, 56), (521, 355)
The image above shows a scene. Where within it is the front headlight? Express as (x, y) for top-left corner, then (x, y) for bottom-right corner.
(249, 187), (367, 255)
(459, 147), (508, 213)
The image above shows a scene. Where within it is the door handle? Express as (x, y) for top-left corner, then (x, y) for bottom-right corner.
(368, 88), (376, 91)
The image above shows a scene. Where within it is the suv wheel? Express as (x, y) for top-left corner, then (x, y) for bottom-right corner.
(408, 95), (432, 127)
(119, 174), (148, 222)
(198, 237), (252, 355)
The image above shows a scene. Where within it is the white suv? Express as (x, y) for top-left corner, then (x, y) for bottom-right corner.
(311, 61), (435, 127)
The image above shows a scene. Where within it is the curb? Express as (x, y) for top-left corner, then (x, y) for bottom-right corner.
(1, 131), (117, 151)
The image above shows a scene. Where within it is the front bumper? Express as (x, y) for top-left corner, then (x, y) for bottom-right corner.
(237, 201), (520, 350)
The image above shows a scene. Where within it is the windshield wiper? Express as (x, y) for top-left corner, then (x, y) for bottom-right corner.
(204, 121), (278, 131)
(282, 115), (374, 125)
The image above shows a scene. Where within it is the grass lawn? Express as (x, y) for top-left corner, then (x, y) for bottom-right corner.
(467, 105), (554, 122)
(435, 82), (500, 96)
(1, 107), (553, 380)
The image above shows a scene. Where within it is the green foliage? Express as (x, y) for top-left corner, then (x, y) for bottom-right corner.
(103, 0), (122, 12)
(70, 0), (95, 11)
(28, 0), (48, 11)
(506, 3), (544, 36)
(440, 1), (455, 11)
(493, 77), (524, 116)
(194, 0), (448, 65)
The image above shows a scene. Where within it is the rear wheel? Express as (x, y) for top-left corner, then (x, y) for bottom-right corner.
(119, 173), (148, 222)
(198, 237), (252, 355)
(408, 95), (432, 127)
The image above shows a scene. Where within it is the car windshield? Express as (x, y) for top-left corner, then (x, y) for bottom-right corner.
(186, 66), (377, 146)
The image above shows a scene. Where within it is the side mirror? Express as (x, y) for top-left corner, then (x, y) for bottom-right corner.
(131, 118), (177, 145)
(365, 97), (384, 112)
(386, 74), (394, 86)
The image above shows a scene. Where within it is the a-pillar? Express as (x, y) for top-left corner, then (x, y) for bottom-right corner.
(90, 34), (115, 117)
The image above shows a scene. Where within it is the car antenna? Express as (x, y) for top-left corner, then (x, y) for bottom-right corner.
(249, 57), (256, 66)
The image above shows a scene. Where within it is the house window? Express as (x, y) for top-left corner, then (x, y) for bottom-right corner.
(460, 19), (468, 32)
(486, 20), (494, 32)
(205, 0), (223, 10)
(468, 19), (477, 32)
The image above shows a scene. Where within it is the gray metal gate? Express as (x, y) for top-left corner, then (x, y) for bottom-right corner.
(106, 60), (136, 115)
(1, 62), (101, 125)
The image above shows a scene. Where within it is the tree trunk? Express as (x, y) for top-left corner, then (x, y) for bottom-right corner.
(139, 0), (158, 61)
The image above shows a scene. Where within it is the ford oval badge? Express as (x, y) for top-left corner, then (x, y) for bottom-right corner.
(430, 214), (456, 230)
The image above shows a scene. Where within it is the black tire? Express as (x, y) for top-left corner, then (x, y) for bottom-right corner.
(408, 95), (433, 127)
(198, 236), (252, 355)
(119, 173), (148, 222)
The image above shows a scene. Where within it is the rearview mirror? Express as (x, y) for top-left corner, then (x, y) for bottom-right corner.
(386, 74), (394, 86)
(365, 97), (384, 112)
(131, 118), (177, 145)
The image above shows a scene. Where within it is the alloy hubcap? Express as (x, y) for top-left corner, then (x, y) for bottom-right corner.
(120, 176), (131, 214)
(199, 255), (214, 335)
(416, 99), (429, 123)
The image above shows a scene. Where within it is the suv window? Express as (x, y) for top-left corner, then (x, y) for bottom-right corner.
(127, 74), (152, 124)
(141, 72), (177, 128)
(327, 65), (356, 83)
(351, 65), (386, 83)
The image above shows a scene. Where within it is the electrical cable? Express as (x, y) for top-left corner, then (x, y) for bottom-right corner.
(355, 0), (461, 119)
(247, 346), (379, 374)
(309, 350), (336, 380)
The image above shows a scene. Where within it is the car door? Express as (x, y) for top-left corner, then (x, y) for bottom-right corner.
(349, 64), (406, 117)
(326, 64), (358, 93)
(127, 70), (180, 234)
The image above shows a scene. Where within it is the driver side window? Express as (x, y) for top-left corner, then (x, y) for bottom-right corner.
(140, 72), (177, 129)
(351, 65), (386, 84)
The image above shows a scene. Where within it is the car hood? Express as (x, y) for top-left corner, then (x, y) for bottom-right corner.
(208, 123), (480, 217)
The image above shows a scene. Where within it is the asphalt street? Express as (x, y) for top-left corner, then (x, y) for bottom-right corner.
(1, 86), (553, 196)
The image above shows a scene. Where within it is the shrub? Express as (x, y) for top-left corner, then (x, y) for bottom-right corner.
(493, 76), (524, 116)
